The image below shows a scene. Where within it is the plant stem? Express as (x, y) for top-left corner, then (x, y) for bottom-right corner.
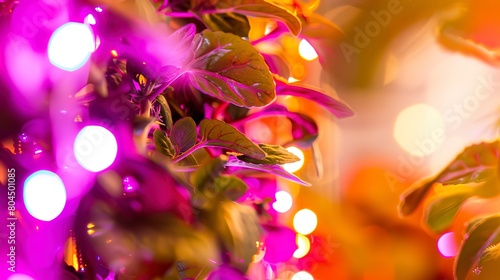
(171, 142), (204, 164)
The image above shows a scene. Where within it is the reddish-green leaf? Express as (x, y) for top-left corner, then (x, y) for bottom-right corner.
(237, 143), (299, 165)
(275, 77), (354, 118)
(423, 185), (476, 232)
(170, 117), (198, 154)
(187, 30), (275, 107)
(153, 129), (175, 158)
(199, 119), (266, 159)
(399, 141), (500, 216)
(455, 214), (500, 280)
(217, 0), (302, 36)
(226, 157), (311, 186)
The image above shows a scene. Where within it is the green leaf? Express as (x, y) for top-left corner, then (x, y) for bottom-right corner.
(170, 117), (198, 154)
(153, 129), (175, 158)
(199, 119), (266, 159)
(200, 12), (250, 38)
(191, 157), (227, 190)
(477, 243), (500, 280)
(187, 30), (276, 107)
(217, 0), (302, 36)
(213, 175), (248, 201)
(156, 94), (174, 132)
(423, 185), (475, 232)
(237, 143), (299, 165)
(226, 158), (311, 186)
(399, 141), (500, 216)
(455, 214), (500, 280)
(199, 201), (261, 273)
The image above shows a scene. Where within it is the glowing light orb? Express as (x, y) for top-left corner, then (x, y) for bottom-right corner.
(48, 22), (95, 71)
(74, 126), (118, 172)
(393, 103), (445, 156)
(293, 234), (310, 258)
(123, 176), (139, 193)
(7, 274), (35, 280)
(293, 209), (317, 235)
(292, 271), (314, 280)
(23, 170), (66, 221)
(273, 190), (293, 213)
(437, 232), (457, 258)
(84, 14), (96, 25)
(283, 147), (305, 173)
(298, 39), (318, 61)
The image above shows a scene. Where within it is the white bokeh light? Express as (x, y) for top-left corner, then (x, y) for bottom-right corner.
(393, 103), (445, 156)
(48, 22), (95, 71)
(298, 39), (318, 61)
(293, 234), (311, 258)
(273, 190), (293, 213)
(283, 146), (305, 173)
(292, 271), (314, 280)
(23, 170), (66, 221)
(74, 126), (118, 172)
(293, 209), (318, 235)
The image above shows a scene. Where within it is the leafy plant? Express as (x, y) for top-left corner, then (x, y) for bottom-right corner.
(399, 140), (500, 280)
(61, 0), (354, 279)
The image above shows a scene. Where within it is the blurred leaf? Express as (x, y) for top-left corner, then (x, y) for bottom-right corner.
(207, 264), (248, 280)
(199, 119), (266, 159)
(455, 214), (500, 280)
(156, 94), (174, 132)
(170, 117), (198, 154)
(216, 0), (302, 35)
(200, 12), (250, 38)
(154, 129), (175, 158)
(226, 157), (310, 186)
(213, 175), (249, 201)
(438, 1), (500, 66)
(262, 53), (290, 78)
(230, 104), (319, 148)
(299, 13), (343, 69)
(200, 201), (261, 273)
(237, 143), (299, 165)
(187, 30), (275, 107)
(275, 77), (354, 118)
(400, 141), (500, 216)
(423, 185), (475, 232)
(191, 157), (227, 190)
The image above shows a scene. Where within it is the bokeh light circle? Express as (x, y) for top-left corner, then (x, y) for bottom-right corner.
(293, 234), (311, 258)
(273, 190), (293, 213)
(298, 39), (318, 61)
(284, 147), (305, 173)
(293, 209), (317, 235)
(23, 170), (66, 221)
(74, 126), (118, 172)
(292, 271), (314, 280)
(393, 103), (445, 156)
(437, 232), (457, 258)
(48, 22), (95, 71)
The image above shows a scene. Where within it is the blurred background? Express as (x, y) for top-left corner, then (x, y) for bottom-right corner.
(265, 0), (500, 279)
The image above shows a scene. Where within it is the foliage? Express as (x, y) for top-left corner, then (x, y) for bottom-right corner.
(399, 141), (500, 279)
(47, 0), (353, 279)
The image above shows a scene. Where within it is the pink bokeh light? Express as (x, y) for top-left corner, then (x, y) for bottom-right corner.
(437, 232), (458, 258)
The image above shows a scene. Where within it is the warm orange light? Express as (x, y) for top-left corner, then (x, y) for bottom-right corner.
(111, 50), (118, 57)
